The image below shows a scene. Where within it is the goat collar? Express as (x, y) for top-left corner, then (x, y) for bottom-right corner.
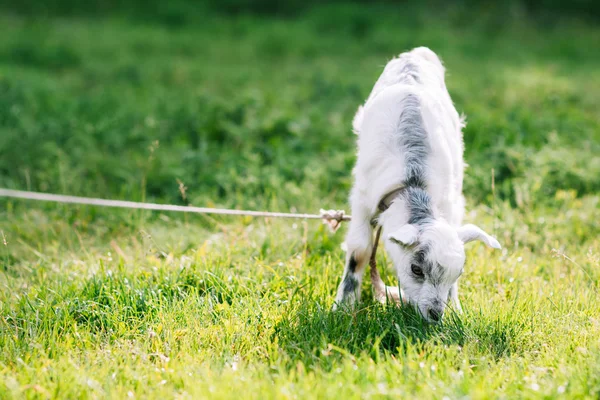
(370, 185), (406, 227)
(377, 186), (406, 212)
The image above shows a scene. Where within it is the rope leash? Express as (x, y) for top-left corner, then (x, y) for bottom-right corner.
(369, 225), (406, 305)
(0, 187), (398, 301)
(369, 226), (383, 278)
(0, 188), (350, 230)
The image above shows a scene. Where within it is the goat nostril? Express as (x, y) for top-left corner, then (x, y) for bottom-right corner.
(428, 309), (442, 322)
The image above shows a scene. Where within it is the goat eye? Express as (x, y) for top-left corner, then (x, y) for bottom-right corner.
(411, 264), (424, 278)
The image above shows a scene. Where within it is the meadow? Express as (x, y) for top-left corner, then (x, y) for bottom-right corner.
(1, 2), (600, 398)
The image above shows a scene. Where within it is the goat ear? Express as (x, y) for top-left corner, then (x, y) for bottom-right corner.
(457, 224), (501, 249)
(388, 224), (419, 246)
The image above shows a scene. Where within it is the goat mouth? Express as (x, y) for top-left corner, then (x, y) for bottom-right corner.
(415, 304), (444, 323)
(421, 312), (443, 323)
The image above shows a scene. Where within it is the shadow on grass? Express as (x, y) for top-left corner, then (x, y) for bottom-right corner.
(274, 299), (528, 367)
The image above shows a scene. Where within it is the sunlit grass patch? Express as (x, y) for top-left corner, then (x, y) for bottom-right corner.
(1, 3), (600, 398)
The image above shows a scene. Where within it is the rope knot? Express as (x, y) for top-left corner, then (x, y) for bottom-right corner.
(319, 209), (347, 232)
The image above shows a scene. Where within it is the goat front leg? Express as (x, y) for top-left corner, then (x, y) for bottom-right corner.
(333, 207), (373, 310)
(449, 281), (462, 314)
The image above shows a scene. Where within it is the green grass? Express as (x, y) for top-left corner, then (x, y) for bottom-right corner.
(1, 3), (600, 398)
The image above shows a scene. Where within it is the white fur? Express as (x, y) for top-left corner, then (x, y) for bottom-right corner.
(334, 47), (500, 321)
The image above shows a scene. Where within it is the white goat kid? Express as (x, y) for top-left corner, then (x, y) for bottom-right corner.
(334, 47), (501, 322)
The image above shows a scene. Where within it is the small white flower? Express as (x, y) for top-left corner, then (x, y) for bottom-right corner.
(531, 383), (540, 391)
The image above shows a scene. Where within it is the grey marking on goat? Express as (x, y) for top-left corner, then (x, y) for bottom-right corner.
(413, 247), (428, 268)
(429, 263), (445, 286)
(396, 94), (429, 189)
(412, 246), (432, 274)
(413, 245), (445, 286)
(398, 62), (421, 84)
(348, 254), (358, 273)
(403, 187), (433, 225)
(412, 243), (450, 286)
(342, 275), (358, 294)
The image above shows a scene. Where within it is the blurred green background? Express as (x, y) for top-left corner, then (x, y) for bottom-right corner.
(1, 0), (599, 213)
(1, 3), (600, 398)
